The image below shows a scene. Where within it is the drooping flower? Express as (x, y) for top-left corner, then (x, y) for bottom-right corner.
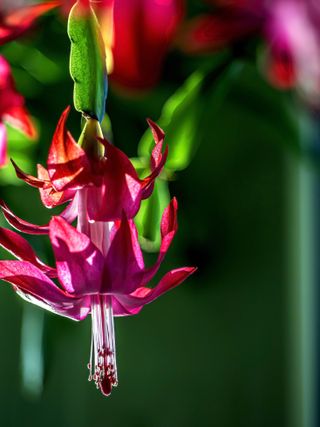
(0, 1), (60, 45)
(0, 109), (195, 395)
(177, 0), (320, 102)
(0, 55), (36, 167)
(0, 198), (195, 395)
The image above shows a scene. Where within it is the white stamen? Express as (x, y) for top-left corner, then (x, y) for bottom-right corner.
(88, 294), (118, 396)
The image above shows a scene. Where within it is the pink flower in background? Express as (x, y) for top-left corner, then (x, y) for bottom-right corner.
(0, 55), (36, 167)
(0, 1), (59, 45)
(265, 0), (320, 101)
(0, 191), (195, 396)
(178, 0), (320, 102)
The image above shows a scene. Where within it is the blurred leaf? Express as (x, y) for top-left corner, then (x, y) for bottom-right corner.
(1, 42), (64, 90)
(0, 124), (37, 186)
(100, 113), (113, 141)
(138, 59), (244, 174)
(138, 70), (205, 172)
(136, 61), (244, 250)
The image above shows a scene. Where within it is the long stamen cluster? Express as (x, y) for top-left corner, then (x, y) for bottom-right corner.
(88, 294), (118, 396)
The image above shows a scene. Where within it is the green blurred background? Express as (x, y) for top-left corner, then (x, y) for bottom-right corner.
(0, 5), (317, 427)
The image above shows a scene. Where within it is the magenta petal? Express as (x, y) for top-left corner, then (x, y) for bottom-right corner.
(58, 193), (79, 223)
(111, 296), (143, 317)
(114, 267), (196, 314)
(47, 107), (92, 191)
(141, 120), (168, 199)
(141, 198), (178, 284)
(49, 216), (104, 294)
(37, 164), (76, 208)
(103, 216), (144, 294)
(0, 123), (8, 167)
(0, 200), (49, 234)
(11, 159), (47, 188)
(0, 260), (89, 320)
(0, 227), (56, 277)
(87, 140), (142, 221)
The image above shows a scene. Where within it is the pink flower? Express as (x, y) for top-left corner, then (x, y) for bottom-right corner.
(177, 0), (320, 101)
(0, 110), (195, 395)
(0, 55), (36, 167)
(0, 200), (195, 396)
(0, 1), (59, 45)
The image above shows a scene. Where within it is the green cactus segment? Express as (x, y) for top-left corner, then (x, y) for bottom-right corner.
(68, 1), (107, 122)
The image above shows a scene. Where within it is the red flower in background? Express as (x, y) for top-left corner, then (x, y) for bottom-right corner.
(2, 0), (185, 91)
(0, 1), (59, 45)
(177, 0), (320, 101)
(102, 0), (185, 90)
(0, 56), (36, 167)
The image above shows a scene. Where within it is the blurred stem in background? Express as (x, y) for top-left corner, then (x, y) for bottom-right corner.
(20, 304), (44, 398)
(287, 112), (317, 427)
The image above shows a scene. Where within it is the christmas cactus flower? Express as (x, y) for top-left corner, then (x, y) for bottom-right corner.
(0, 55), (36, 167)
(0, 0), (196, 399)
(0, 198), (195, 395)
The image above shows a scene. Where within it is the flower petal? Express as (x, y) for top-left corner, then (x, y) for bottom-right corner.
(102, 216), (144, 294)
(87, 140), (142, 221)
(0, 122), (7, 167)
(11, 159), (47, 188)
(111, 296), (143, 317)
(4, 105), (37, 139)
(114, 267), (196, 315)
(37, 164), (76, 208)
(141, 119), (168, 199)
(0, 227), (56, 277)
(0, 200), (49, 234)
(0, 260), (89, 320)
(49, 216), (104, 294)
(0, 56), (23, 117)
(141, 198), (178, 284)
(47, 106), (92, 191)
